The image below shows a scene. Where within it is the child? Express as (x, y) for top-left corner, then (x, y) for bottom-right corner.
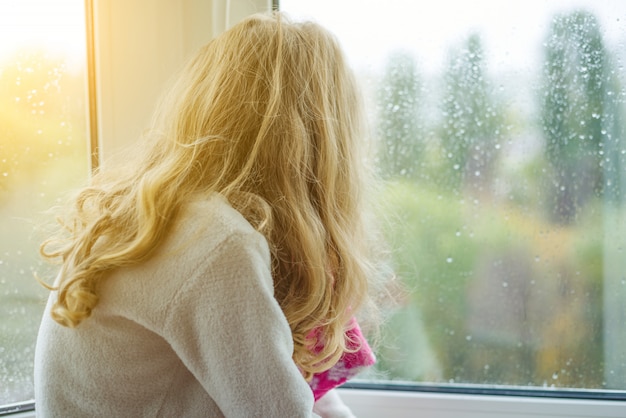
(35, 12), (383, 417)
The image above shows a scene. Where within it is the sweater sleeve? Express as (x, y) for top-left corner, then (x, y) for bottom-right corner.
(162, 229), (318, 418)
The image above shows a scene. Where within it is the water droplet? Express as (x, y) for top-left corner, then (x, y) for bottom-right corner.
(552, 372), (559, 380)
(535, 256), (540, 262)
(466, 335), (472, 341)
(502, 282), (509, 288)
(446, 257), (453, 263)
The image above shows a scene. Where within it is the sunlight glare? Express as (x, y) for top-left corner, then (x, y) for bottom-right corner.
(0, 0), (86, 68)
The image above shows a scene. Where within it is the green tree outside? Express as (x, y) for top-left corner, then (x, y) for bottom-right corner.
(541, 11), (609, 224)
(376, 51), (423, 180)
(439, 33), (503, 194)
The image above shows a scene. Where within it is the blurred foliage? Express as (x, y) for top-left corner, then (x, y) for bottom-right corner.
(372, 10), (622, 389)
(374, 180), (604, 387)
(0, 49), (87, 403)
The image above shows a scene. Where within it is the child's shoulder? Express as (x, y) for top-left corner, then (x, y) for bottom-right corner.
(168, 192), (266, 264)
(181, 192), (258, 241)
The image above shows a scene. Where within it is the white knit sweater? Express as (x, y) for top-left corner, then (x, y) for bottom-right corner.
(34, 194), (354, 417)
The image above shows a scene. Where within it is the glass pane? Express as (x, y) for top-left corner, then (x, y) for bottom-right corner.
(281, 0), (626, 392)
(0, 0), (88, 405)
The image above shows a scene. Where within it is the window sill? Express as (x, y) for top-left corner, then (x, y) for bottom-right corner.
(3, 389), (626, 417)
(0, 402), (34, 418)
(337, 388), (626, 418)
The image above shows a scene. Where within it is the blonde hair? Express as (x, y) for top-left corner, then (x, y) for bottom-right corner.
(41, 12), (381, 379)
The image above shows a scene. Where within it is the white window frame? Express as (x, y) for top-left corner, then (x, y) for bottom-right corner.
(94, 0), (273, 161)
(338, 388), (626, 418)
(3, 0), (625, 416)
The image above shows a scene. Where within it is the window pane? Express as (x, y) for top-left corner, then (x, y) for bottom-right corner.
(0, 0), (88, 405)
(281, 0), (626, 391)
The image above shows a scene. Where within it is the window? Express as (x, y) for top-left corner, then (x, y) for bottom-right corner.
(2, 0), (624, 416)
(0, 0), (89, 410)
(280, 0), (626, 400)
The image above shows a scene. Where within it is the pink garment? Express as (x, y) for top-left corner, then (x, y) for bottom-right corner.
(309, 317), (376, 401)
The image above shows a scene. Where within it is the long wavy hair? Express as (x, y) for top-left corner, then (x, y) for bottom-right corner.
(41, 12), (383, 380)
